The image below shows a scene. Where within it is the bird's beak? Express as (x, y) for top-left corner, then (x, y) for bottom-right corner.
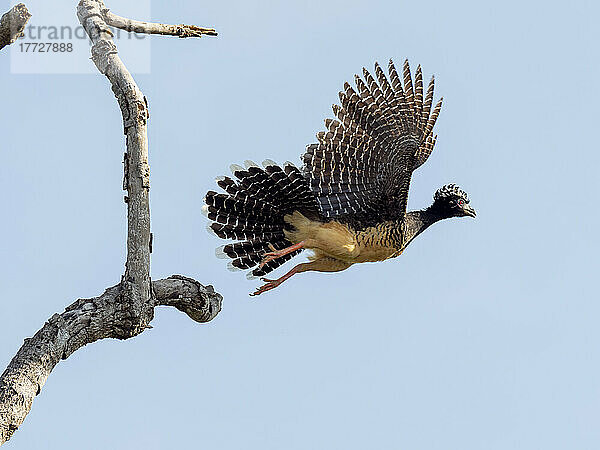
(464, 205), (477, 218)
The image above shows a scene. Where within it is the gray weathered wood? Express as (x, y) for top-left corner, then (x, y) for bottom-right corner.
(0, 1), (219, 445)
(0, 4), (31, 51)
(102, 8), (217, 38)
(78, 0), (154, 337)
(0, 277), (222, 444)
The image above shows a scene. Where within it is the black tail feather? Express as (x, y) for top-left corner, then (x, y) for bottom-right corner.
(204, 161), (320, 277)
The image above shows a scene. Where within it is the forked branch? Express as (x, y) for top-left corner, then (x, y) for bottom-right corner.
(0, 0), (220, 445)
(0, 277), (221, 444)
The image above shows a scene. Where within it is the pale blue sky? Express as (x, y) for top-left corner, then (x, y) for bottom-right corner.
(1, 0), (599, 448)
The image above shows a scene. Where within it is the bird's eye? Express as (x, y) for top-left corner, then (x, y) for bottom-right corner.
(457, 199), (465, 207)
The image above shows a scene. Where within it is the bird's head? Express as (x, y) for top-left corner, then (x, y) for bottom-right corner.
(430, 184), (476, 218)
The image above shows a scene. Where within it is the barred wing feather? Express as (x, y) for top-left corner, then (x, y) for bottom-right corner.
(302, 59), (443, 225)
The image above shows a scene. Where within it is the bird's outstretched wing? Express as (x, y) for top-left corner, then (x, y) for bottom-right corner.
(302, 59), (443, 227)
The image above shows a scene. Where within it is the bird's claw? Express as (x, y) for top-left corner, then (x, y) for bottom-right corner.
(249, 277), (280, 296)
(258, 252), (279, 268)
(258, 245), (284, 268)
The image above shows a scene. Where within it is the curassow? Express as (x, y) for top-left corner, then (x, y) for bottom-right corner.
(203, 59), (476, 296)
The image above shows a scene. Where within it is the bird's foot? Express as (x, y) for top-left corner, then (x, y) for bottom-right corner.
(258, 251), (282, 269)
(250, 277), (282, 296)
(249, 262), (307, 296)
(258, 241), (305, 268)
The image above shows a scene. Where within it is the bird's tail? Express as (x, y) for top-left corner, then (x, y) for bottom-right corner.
(203, 160), (320, 278)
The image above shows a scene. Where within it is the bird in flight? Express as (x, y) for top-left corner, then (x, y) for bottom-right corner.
(203, 59), (476, 296)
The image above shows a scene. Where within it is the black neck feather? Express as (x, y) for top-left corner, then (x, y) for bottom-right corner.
(401, 208), (446, 249)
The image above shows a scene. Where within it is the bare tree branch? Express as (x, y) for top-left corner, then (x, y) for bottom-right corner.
(0, 3), (31, 51)
(78, 0), (154, 336)
(0, 0), (220, 445)
(154, 275), (222, 323)
(0, 277), (222, 444)
(102, 8), (217, 38)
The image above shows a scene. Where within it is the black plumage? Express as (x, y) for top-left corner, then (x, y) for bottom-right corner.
(203, 59), (475, 294)
(205, 160), (319, 277)
(302, 59), (442, 228)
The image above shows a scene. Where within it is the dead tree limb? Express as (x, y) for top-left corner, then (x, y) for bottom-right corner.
(79, 0), (155, 336)
(102, 8), (217, 38)
(0, 277), (221, 444)
(0, 3), (31, 51)
(0, 0), (219, 445)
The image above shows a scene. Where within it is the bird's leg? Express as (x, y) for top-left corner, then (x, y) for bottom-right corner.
(250, 257), (352, 296)
(259, 241), (305, 268)
(251, 263), (306, 296)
